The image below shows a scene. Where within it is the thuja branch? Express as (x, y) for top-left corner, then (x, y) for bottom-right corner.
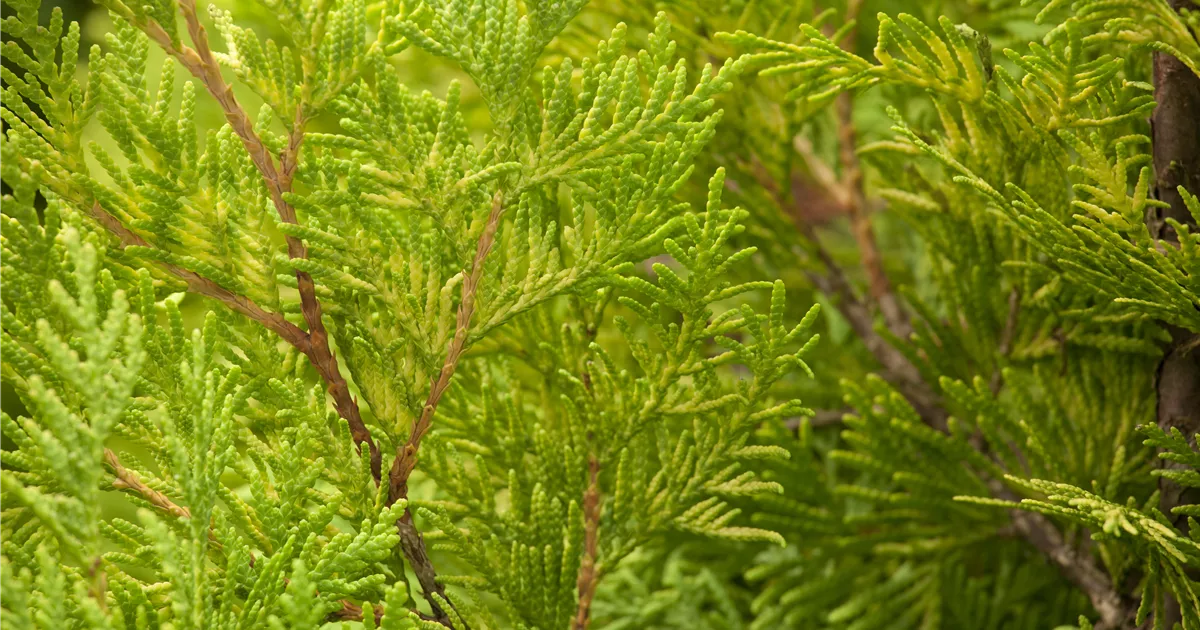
(1151, 0), (1200, 526)
(114, 0), (381, 481)
(386, 192), (506, 623)
(747, 154), (1131, 625)
(388, 193), (507, 502)
(1013, 512), (1128, 630)
(799, 234), (944, 427)
(833, 96), (909, 333)
(105, 449), (402, 624)
(801, 215), (1129, 625)
(987, 482), (1131, 630)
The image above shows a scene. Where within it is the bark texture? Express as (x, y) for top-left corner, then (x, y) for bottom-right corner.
(1149, 3), (1200, 625)
(1150, 0), (1200, 537)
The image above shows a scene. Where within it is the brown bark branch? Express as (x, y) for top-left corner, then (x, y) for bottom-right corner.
(571, 456), (602, 630)
(800, 260), (946, 429)
(385, 192), (505, 624)
(124, 1), (381, 482)
(1149, 5), (1200, 624)
(128, 4), (464, 621)
(750, 157), (1124, 621)
(105, 448), (227, 552)
(86, 555), (108, 610)
(763, 1), (931, 427)
(327, 600), (385, 625)
(329, 600), (444, 625)
(1010, 513), (1130, 629)
(834, 90), (907, 334)
(387, 192), (505, 502)
(394, 514), (451, 623)
(1151, 1), (1200, 529)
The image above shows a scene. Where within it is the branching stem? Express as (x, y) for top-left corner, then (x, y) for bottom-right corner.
(116, 0), (381, 480)
(781, 182), (1130, 627)
(88, 201), (309, 348)
(385, 192), (505, 624)
(989, 482), (1131, 630)
(741, 158), (947, 430)
(387, 192), (506, 502)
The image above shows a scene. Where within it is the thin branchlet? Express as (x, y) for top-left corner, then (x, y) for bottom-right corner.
(571, 456), (602, 630)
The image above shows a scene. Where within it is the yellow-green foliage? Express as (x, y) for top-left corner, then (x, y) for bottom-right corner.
(4, 0), (1200, 628)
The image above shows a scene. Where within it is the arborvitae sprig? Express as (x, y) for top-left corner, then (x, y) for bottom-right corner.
(2, 0), (816, 627)
(704, 0), (1200, 626)
(397, 170), (820, 628)
(7, 0), (1199, 626)
(2, 225), (145, 566)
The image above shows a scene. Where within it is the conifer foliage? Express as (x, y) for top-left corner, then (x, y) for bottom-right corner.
(2, 0), (1200, 628)
(1, 0), (817, 627)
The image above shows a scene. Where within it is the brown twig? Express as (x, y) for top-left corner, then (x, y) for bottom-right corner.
(104, 448), (192, 519)
(1150, 0), (1200, 531)
(105, 448), (228, 552)
(92, 201), (412, 612)
(385, 192), (506, 623)
(823, 0), (911, 340)
(1015, 515), (1128, 630)
(733, 20), (1137, 628)
(748, 157), (1126, 621)
(124, 1), (381, 481)
(114, 1), (447, 616)
(395, 515), (452, 623)
(111, 0), (472, 620)
(328, 600), (385, 624)
(744, 36), (1130, 625)
(329, 600), (445, 625)
(388, 193), (505, 502)
(86, 555), (108, 610)
(988, 482), (1131, 630)
(571, 456), (602, 630)
(820, 238), (1124, 624)
(769, 2), (932, 426)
